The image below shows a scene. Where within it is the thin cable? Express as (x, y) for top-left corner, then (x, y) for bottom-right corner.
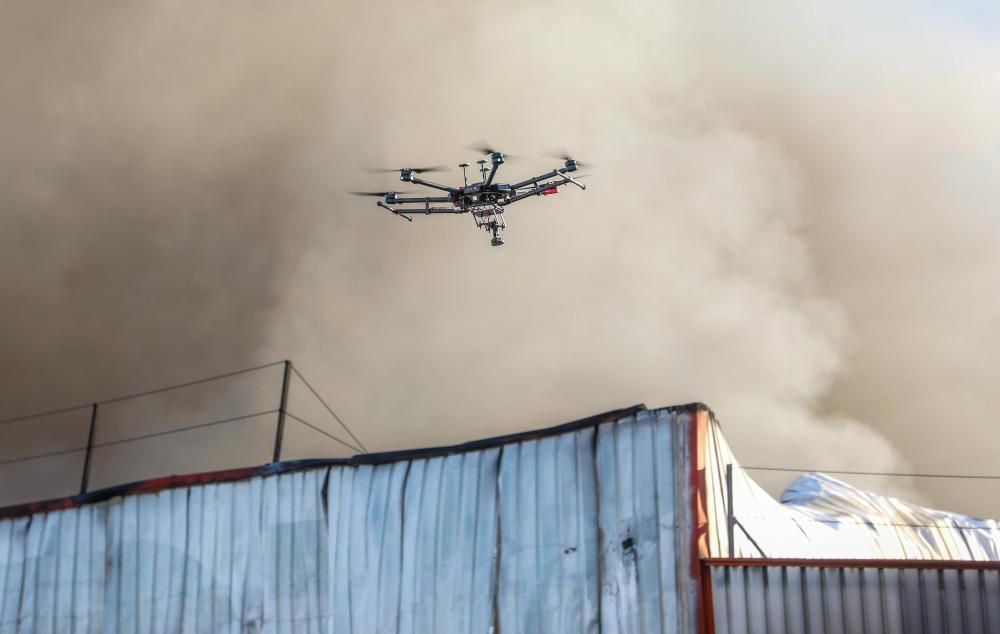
(289, 365), (368, 453)
(741, 465), (1000, 481)
(0, 361), (284, 427)
(0, 446), (86, 468)
(0, 409), (279, 467)
(737, 513), (1000, 532)
(93, 409), (279, 449)
(285, 412), (362, 454)
(100, 361), (284, 405)
(0, 403), (92, 427)
(289, 365), (367, 452)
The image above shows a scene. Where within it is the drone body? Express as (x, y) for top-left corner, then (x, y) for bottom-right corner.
(353, 149), (587, 246)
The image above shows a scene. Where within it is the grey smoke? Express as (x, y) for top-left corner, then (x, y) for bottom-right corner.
(2, 2), (999, 516)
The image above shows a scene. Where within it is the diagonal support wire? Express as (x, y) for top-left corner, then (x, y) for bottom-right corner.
(285, 412), (363, 454)
(289, 365), (368, 453)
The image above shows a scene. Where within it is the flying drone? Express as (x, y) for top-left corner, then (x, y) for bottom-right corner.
(352, 145), (589, 246)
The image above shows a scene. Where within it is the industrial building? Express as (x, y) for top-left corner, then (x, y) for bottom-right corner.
(0, 403), (996, 632)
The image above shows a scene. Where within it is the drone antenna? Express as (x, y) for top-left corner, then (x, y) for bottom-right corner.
(476, 159), (488, 184)
(459, 162), (469, 187)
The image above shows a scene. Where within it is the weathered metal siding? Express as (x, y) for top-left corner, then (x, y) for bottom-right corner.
(596, 410), (691, 633)
(498, 427), (600, 633)
(708, 562), (1000, 634)
(0, 407), (698, 633)
(498, 408), (698, 633)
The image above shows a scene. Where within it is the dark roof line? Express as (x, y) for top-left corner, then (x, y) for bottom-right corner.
(0, 402), (709, 521)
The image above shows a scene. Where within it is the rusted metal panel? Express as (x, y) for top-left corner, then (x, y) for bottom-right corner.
(707, 561), (1000, 634)
(0, 406), (701, 633)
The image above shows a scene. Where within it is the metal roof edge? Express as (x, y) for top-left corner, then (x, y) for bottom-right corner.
(349, 403), (646, 464)
(0, 401), (707, 521)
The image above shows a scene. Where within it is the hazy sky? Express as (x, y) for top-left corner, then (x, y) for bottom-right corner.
(917, 0), (1000, 35)
(1, 1), (999, 517)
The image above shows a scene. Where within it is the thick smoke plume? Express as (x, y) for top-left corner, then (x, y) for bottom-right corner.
(2, 2), (999, 515)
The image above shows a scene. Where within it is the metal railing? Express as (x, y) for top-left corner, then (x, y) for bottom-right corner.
(0, 360), (365, 506)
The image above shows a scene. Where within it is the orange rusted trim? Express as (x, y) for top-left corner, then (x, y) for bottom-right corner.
(689, 408), (711, 634)
(0, 463), (306, 521)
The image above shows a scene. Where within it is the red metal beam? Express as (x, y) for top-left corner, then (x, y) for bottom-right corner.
(700, 559), (717, 634)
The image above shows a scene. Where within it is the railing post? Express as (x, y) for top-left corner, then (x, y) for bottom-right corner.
(79, 403), (99, 495)
(272, 361), (292, 463)
(726, 462), (735, 558)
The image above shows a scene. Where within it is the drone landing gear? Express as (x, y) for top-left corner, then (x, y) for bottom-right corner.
(472, 204), (507, 246)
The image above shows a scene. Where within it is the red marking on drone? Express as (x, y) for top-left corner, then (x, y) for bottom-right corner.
(542, 186), (559, 196)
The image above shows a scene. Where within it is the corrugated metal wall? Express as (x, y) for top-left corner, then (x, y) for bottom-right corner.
(0, 407), (698, 633)
(708, 562), (1000, 634)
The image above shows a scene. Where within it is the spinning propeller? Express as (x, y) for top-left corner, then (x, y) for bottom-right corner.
(349, 190), (413, 197)
(468, 143), (519, 160)
(363, 165), (448, 174)
(549, 150), (594, 169)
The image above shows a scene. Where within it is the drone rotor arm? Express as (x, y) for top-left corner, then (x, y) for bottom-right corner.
(408, 176), (460, 195)
(391, 195), (453, 204)
(376, 200), (413, 221)
(386, 194), (466, 216)
(484, 163), (501, 188)
(556, 172), (587, 190)
(504, 188), (548, 205)
(510, 169), (561, 190)
(393, 205), (464, 215)
(504, 175), (585, 205)
(415, 207), (465, 215)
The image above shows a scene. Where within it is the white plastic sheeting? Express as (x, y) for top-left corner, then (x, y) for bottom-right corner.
(703, 414), (1000, 560)
(0, 407), (699, 633)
